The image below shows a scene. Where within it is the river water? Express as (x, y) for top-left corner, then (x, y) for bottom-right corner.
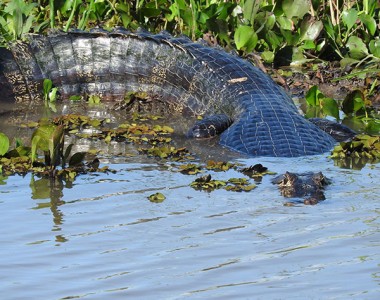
(0, 104), (379, 299)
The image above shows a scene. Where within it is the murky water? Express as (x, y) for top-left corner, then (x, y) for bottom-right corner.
(0, 104), (379, 299)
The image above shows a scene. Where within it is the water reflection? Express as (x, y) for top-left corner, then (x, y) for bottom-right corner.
(29, 175), (68, 242)
(333, 156), (379, 170)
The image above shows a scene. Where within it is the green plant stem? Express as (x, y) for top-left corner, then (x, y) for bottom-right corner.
(64, 0), (78, 32)
(49, 0), (54, 28)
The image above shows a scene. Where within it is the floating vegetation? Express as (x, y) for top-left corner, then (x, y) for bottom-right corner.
(178, 163), (203, 175)
(331, 134), (380, 169)
(52, 114), (106, 130)
(205, 160), (237, 172)
(190, 174), (256, 192)
(148, 192), (166, 203)
(0, 125), (114, 181)
(138, 146), (190, 160)
(190, 174), (226, 192)
(178, 160), (238, 175)
(331, 134), (380, 160)
(305, 86), (380, 135)
(239, 163), (277, 179)
(224, 178), (257, 192)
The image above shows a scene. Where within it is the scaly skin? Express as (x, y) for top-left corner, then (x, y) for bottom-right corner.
(0, 28), (337, 157)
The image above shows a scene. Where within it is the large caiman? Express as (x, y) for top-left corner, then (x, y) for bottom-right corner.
(0, 28), (355, 157)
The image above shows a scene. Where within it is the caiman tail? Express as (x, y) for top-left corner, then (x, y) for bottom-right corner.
(0, 28), (341, 157)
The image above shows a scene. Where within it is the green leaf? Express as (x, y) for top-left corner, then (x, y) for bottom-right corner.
(69, 95), (82, 101)
(346, 36), (369, 59)
(261, 51), (274, 63)
(69, 152), (86, 167)
(321, 97), (340, 120)
(140, 7), (161, 18)
(243, 0), (260, 24)
(148, 192), (166, 203)
(31, 124), (64, 166)
(302, 39), (316, 50)
(305, 86), (339, 118)
(264, 12), (276, 30)
(359, 14), (376, 36)
(305, 85), (324, 106)
(290, 46), (306, 65)
(365, 120), (380, 135)
(341, 9), (358, 32)
(63, 143), (74, 166)
(256, 11), (276, 30)
(43, 79), (53, 101)
(340, 57), (360, 68)
(280, 29), (299, 45)
(300, 19), (323, 42)
(282, 0), (310, 19)
(265, 30), (283, 50)
(369, 38), (380, 58)
(49, 125), (64, 167)
(88, 94), (101, 104)
(32, 124), (56, 153)
(234, 25), (257, 52)
(323, 17), (336, 41)
(0, 132), (10, 156)
(49, 87), (58, 102)
(31, 135), (41, 163)
(342, 90), (366, 115)
(305, 106), (324, 119)
(277, 16), (293, 31)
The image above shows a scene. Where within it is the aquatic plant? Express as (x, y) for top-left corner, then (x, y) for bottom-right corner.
(0, 0), (378, 66)
(0, 121), (112, 180)
(190, 174), (256, 192)
(305, 85), (380, 134)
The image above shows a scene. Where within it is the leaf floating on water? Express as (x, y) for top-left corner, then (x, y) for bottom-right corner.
(139, 146), (190, 160)
(190, 175), (226, 192)
(240, 163), (276, 178)
(331, 134), (380, 168)
(205, 160), (236, 171)
(179, 163), (203, 175)
(148, 192), (166, 203)
(190, 174), (256, 192)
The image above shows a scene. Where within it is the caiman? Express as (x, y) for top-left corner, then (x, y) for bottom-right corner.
(272, 171), (331, 205)
(0, 28), (355, 157)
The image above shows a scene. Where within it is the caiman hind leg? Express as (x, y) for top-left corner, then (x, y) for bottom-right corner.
(188, 114), (233, 138)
